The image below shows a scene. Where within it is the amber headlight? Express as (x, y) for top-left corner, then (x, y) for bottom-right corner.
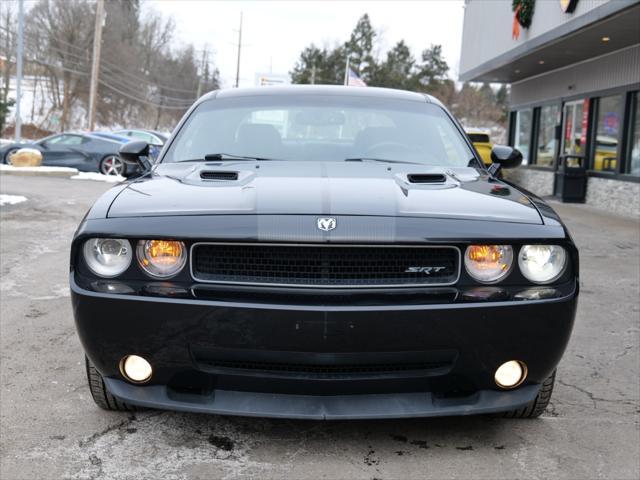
(83, 238), (132, 278)
(464, 245), (513, 283)
(518, 245), (567, 284)
(137, 240), (187, 278)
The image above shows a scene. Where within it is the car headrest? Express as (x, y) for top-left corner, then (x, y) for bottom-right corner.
(236, 123), (282, 157)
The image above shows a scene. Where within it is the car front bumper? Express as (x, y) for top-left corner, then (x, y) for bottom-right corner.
(72, 277), (578, 419)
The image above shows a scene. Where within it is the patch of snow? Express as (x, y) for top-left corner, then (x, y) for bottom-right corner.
(0, 164), (78, 173)
(70, 172), (125, 183)
(0, 194), (28, 206)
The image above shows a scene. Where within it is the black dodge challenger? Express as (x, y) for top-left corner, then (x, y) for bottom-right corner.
(71, 86), (578, 419)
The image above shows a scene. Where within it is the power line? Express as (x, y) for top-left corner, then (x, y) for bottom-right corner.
(97, 79), (191, 110)
(2, 25), (201, 95)
(99, 69), (196, 104)
(51, 31), (200, 94)
(22, 53), (193, 110)
(99, 71), (195, 106)
(25, 55), (89, 77)
(98, 56), (199, 94)
(24, 40), (198, 102)
(22, 43), (197, 106)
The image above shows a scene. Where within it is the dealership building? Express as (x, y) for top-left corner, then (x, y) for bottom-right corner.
(460, 0), (640, 216)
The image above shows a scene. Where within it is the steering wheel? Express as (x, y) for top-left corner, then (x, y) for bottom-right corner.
(363, 141), (441, 165)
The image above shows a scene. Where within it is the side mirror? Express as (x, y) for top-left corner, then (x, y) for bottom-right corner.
(119, 140), (152, 171)
(489, 145), (523, 175)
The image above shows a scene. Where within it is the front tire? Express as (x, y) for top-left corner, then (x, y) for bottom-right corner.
(3, 148), (19, 164)
(500, 370), (556, 418)
(99, 155), (125, 176)
(85, 356), (135, 411)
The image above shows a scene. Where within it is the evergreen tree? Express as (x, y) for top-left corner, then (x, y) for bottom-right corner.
(496, 84), (510, 122)
(414, 44), (449, 93)
(371, 40), (415, 90)
(479, 82), (496, 103)
(344, 14), (376, 82)
(290, 45), (345, 85)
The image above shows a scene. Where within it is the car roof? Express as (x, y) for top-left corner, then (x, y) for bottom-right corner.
(205, 85), (437, 104)
(86, 133), (129, 144)
(117, 128), (167, 139)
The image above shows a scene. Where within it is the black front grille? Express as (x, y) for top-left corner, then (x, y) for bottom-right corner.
(198, 358), (451, 379)
(191, 243), (459, 287)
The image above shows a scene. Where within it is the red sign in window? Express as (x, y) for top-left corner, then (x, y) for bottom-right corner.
(580, 99), (590, 147)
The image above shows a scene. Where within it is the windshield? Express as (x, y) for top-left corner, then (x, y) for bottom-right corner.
(162, 95), (475, 166)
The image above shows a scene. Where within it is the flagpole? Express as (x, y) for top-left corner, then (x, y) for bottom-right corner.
(343, 56), (350, 86)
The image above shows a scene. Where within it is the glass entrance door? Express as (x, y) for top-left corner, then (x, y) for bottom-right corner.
(561, 99), (590, 165)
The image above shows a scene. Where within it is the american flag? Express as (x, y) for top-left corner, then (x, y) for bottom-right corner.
(347, 68), (367, 87)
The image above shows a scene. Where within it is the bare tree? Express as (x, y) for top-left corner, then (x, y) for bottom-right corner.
(2, 0), (219, 135)
(0, 2), (17, 132)
(26, 0), (94, 130)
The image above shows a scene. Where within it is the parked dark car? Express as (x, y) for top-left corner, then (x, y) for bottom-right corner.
(1, 132), (129, 176)
(71, 86), (578, 420)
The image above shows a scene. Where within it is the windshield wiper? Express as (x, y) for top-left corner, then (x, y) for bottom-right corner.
(344, 157), (423, 166)
(178, 153), (277, 162)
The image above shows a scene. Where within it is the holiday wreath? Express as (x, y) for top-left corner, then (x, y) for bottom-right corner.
(512, 0), (535, 39)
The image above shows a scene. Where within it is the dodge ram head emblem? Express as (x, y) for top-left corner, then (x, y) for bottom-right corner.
(317, 217), (337, 232)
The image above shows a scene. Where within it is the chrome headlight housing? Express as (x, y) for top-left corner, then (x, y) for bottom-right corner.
(518, 245), (567, 284)
(464, 245), (513, 283)
(136, 240), (187, 278)
(83, 238), (133, 278)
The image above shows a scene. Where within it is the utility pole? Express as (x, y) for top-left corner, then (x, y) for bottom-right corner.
(234, 12), (243, 88)
(87, 0), (105, 131)
(196, 47), (208, 98)
(310, 65), (316, 85)
(14, 0), (24, 142)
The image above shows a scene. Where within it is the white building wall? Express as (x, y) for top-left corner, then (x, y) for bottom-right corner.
(460, 0), (617, 76)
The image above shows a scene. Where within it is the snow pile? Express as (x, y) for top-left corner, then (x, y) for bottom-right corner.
(0, 194), (28, 206)
(70, 172), (125, 183)
(0, 164), (78, 173)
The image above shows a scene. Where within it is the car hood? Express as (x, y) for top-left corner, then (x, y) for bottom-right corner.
(107, 162), (542, 224)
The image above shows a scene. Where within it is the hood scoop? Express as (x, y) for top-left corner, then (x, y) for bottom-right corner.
(200, 170), (239, 181)
(407, 173), (447, 184)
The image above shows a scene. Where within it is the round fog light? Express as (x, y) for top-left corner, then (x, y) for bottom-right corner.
(120, 355), (152, 383)
(494, 360), (527, 389)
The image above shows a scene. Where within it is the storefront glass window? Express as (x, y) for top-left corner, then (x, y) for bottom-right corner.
(627, 93), (640, 176)
(514, 109), (532, 164)
(593, 95), (622, 172)
(535, 104), (560, 166)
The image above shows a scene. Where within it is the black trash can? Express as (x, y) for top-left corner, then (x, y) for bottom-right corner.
(554, 155), (587, 203)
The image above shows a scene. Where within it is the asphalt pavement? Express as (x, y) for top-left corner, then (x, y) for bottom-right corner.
(1, 173), (639, 480)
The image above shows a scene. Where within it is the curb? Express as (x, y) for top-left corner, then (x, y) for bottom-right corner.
(0, 166), (78, 178)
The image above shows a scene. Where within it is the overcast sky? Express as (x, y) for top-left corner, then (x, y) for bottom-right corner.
(148, 0), (466, 88)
